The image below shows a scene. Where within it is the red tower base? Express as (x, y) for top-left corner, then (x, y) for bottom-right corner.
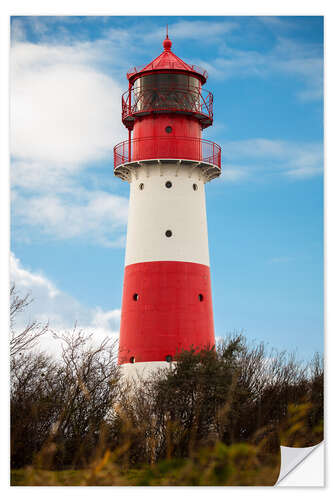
(118, 261), (215, 364)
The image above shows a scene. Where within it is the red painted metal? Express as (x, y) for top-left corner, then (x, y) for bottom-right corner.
(122, 85), (213, 129)
(132, 114), (201, 140)
(114, 135), (222, 169)
(118, 261), (215, 364)
(128, 65), (208, 83)
(127, 44), (208, 84)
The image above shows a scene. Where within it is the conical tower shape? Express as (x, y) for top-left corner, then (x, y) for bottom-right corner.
(114, 34), (222, 378)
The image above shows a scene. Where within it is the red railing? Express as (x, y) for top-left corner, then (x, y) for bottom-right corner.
(114, 136), (221, 170)
(127, 63), (208, 81)
(122, 86), (213, 128)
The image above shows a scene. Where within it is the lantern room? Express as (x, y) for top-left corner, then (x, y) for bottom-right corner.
(114, 34), (222, 182)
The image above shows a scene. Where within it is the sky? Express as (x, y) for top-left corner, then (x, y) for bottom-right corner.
(10, 15), (323, 361)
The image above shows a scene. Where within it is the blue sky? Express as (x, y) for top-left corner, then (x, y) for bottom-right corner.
(10, 16), (323, 360)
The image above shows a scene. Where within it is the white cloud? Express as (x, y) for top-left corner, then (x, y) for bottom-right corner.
(11, 160), (77, 192)
(11, 42), (124, 165)
(92, 308), (121, 332)
(11, 252), (59, 299)
(221, 165), (250, 183)
(221, 138), (323, 180)
(10, 252), (121, 357)
(13, 188), (128, 246)
(166, 20), (239, 41)
(200, 36), (323, 102)
(257, 16), (297, 32)
(225, 139), (285, 158)
(285, 166), (321, 178)
(11, 39), (130, 247)
(268, 257), (294, 264)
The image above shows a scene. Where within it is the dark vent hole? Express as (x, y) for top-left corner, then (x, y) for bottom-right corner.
(129, 356), (135, 364)
(165, 181), (172, 188)
(133, 293), (139, 301)
(165, 230), (172, 238)
(166, 355), (173, 363)
(198, 294), (204, 302)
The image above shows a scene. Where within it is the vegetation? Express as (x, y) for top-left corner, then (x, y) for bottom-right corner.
(10, 285), (323, 486)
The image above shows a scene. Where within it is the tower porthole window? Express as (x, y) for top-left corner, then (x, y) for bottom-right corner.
(139, 183), (144, 190)
(165, 126), (172, 134)
(133, 293), (139, 301)
(165, 355), (172, 363)
(165, 230), (172, 238)
(129, 356), (135, 364)
(165, 181), (172, 188)
(198, 294), (204, 302)
(193, 183), (198, 191)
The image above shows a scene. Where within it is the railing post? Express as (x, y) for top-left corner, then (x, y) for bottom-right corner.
(128, 82), (132, 114)
(128, 131), (131, 163)
(128, 83), (132, 163)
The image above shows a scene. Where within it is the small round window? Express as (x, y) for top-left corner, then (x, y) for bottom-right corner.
(198, 294), (204, 302)
(133, 293), (139, 301)
(139, 183), (144, 190)
(165, 126), (172, 134)
(193, 183), (198, 191)
(165, 355), (173, 363)
(165, 181), (172, 188)
(165, 230), (172, 238)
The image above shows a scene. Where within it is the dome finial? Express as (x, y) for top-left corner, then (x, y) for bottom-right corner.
(163, 24), (172, 51)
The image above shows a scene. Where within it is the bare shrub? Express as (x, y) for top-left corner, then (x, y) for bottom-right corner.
(10, 285), (323, 481)
(48, 328), (120, 468)
(10, 286), (121, 469)
(10, 283), (48, 357)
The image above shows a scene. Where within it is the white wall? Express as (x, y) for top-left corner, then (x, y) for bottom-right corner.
(125, 163), (210, 267)
(120, 360), (175, 382)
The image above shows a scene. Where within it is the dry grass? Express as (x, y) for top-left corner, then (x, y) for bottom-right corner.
(11, 402), (322, 487)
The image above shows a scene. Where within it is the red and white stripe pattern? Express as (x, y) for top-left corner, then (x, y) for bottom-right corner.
(118, 162), (215, 378)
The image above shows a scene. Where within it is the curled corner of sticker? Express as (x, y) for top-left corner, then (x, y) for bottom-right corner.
(276, 441), (324, 486)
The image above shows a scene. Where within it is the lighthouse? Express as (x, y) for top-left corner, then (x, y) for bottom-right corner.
(114, 33), (222, 377)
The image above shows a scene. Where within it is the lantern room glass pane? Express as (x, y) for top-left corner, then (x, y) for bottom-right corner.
(133, 73), (201, 113)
